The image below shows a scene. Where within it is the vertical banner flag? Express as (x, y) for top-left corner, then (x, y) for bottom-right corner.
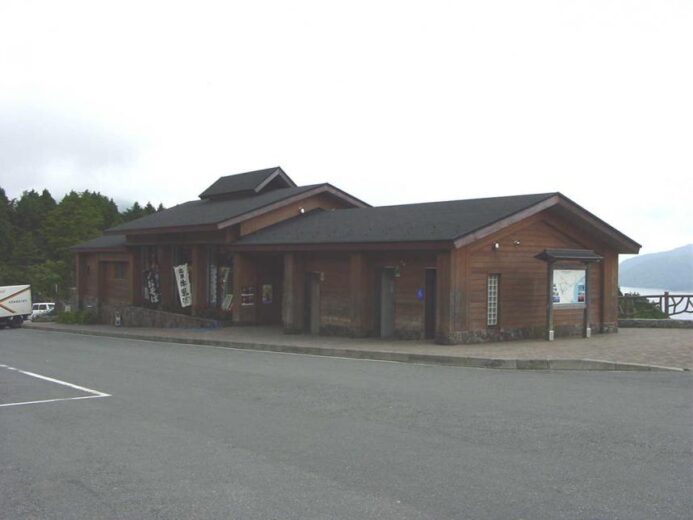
(145, 266), (160, 304)
(174, 264), (193, 307)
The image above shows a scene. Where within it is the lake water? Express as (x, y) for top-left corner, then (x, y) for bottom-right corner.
(620, 287), (693, 320)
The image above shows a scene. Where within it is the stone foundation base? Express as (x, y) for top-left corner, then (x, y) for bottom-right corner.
(619, 319), (693, 329)
(600, 323), (619, 334)
(437, 324), (607, 345)
(100, 305), (220, 329)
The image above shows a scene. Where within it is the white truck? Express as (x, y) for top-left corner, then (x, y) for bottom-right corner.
(0, 285), (32, 329)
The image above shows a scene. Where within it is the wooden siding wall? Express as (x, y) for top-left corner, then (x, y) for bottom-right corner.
(80, 253), (99, 300)
(294, 251), (438, 338)
(239, 194), (354, 237)
(282, 253), (305, 333)
(304, 254), (352, 334)
(77, 252), (132, 308)
(451, 211), (618, 338)
(157, 246), (175, 307)
(231, 254), (287, 325)
(126, 229), (231, 246)
(191, 245), (208, 311)
(232, 253), (258, 324)
(78, 200), (624, 343)
(369, 252), (438, 338)
(102, 260), (131, 304)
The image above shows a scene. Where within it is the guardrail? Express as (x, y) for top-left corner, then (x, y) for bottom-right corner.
(619, 292), (693, 318)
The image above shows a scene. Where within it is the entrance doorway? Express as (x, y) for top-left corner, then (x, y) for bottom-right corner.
(304, 272), (321, 335)
(256, 255), (284, 325)
(376, 268), (396, 338)
(424, 268), (437, 339)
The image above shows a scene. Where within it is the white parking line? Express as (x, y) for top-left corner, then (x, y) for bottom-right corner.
(0, 363), (110, 408)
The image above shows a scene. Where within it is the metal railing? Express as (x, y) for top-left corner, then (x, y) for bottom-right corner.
(618, 292), (693, 318)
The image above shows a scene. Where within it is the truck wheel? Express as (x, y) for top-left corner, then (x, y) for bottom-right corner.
(9, 316), (23, 329)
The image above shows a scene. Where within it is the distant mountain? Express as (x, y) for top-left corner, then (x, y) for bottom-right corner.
(620, 244), (693, 292)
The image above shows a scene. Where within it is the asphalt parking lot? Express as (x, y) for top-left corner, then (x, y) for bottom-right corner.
(1, 328), (692, 520)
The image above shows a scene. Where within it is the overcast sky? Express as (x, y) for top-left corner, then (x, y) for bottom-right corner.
(0, 0), (690, 256)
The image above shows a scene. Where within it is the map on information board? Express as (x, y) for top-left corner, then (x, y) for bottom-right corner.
(552, 269), (586, 305)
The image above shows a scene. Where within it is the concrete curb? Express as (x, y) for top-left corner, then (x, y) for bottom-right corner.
(21, 324), (688, 372)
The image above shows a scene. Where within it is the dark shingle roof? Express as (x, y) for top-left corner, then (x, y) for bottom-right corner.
(71, 234), (127, 251)
(106, 184), (322, 234)
(199, 167), (294, 199)
(235, 193), (557, 245)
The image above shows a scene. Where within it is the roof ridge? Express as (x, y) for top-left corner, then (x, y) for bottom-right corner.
(369, 192), (558, 211)
(198, 167), (293, 199)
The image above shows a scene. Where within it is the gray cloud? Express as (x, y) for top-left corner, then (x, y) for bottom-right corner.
(0, 105), (137, 197)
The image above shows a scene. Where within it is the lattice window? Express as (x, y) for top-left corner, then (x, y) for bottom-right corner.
(487, 274), (500, 326)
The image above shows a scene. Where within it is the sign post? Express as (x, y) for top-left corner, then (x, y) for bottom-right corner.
(536, 249), (602, 342)
(546, 262), (554, 341)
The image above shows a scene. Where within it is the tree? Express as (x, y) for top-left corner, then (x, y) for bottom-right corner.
(0, 185), (161, 298)
(81, 190), (121, 229)
(12, 189), (56, 231)
(0, 188), (13, 262)
(26, 260), (66, 301)
(39, 190), (121, 290)
(43, 192), (103, 262)
(121, 201), (144, 222)
(11, 232), (45, 266)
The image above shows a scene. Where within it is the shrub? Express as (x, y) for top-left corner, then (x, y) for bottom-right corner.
(619, 292), (668, 319)
(56, 310), (99, 325)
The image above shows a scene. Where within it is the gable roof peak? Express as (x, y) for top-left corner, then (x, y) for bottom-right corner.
(199, 167), (296, 200)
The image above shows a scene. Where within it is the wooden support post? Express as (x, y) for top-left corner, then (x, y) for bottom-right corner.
(599, 256), (606, 331)
(157, 246), (174, 307)
(546, 261), (554, 341)
(435, 251), (453, 343)
(282, 254), (297, 332)
(75, 253), (83, 309)
(191, 245), (207, 314)
(129, 248), (142, 306)
(232, 253), (244, 325)
(601, 251), (618, 332)
(349, 253), (368, 337)
(282, 253), (305, 333)
(95, 259), (105, 315)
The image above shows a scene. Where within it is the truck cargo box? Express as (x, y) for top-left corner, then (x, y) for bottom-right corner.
(0, 285), (32, 328)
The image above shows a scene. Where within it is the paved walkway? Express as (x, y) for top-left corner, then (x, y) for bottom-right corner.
(23, 322), (692, 371)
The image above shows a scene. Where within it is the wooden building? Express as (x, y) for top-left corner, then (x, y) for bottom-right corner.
(73, 167), (640, 343)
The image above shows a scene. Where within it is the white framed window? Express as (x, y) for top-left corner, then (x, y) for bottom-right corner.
(487, 274), (500, 326)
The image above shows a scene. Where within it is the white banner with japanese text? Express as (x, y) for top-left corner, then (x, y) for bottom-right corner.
(174, 264), (193, 308)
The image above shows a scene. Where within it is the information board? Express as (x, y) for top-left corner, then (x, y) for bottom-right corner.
(552, 269), (586, 305)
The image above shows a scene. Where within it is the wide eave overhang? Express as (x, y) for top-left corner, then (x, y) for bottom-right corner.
(228, 240), (454, 253)
(453, 194), (641, 254)
(103, 184), (369, 236)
